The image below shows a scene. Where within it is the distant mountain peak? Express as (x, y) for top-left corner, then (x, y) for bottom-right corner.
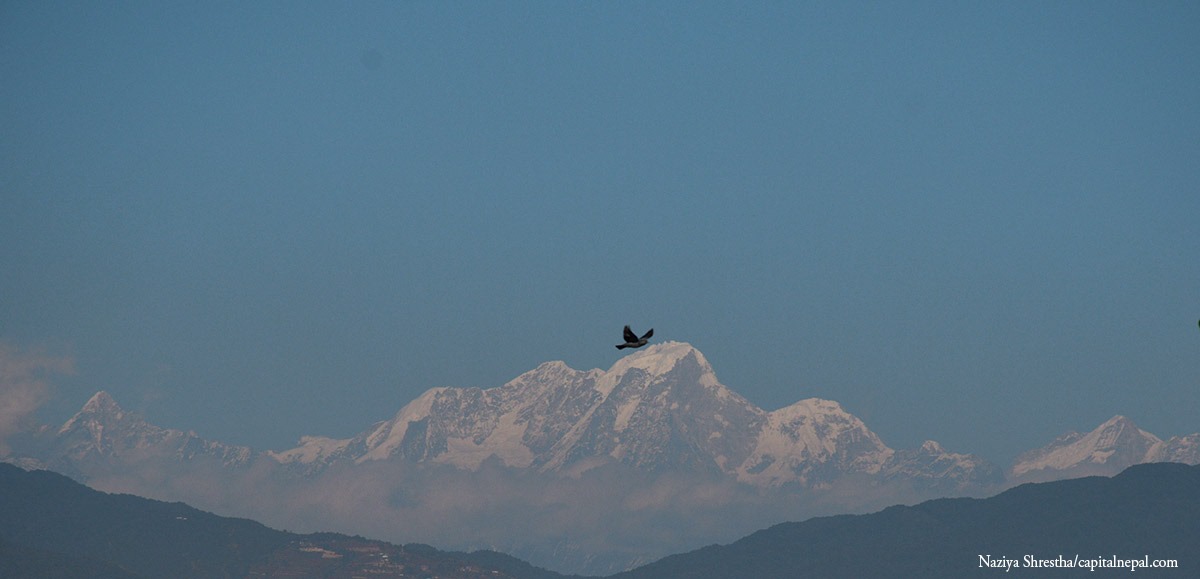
(1100, 414), (1135, 427)
(770, 397), (848, 417)
(1010, 415), (1168, 480)
(50, 391), (253, 469)
(738, 397), (894, 487)
(267, 435), (352, 465)
(882, 439), (1004, 489)
(607, 341), (708, 377)
(59, 391), (125, 434)
(82, 390), (122, 414)
(1148, 433), (1200, 464)
(533, 360), (571, 372)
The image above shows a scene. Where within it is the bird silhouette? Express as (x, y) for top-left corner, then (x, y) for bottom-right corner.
(616, 325), (654, 349)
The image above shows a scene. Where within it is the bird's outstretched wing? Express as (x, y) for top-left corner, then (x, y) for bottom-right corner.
(623, 325), (638, 342)
(640, 328), (654, 340)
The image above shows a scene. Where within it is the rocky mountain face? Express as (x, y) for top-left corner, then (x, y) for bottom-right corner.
(269, 342), (997, 489)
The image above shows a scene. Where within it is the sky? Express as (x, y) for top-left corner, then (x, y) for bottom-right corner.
(2, 1), (1198, 466)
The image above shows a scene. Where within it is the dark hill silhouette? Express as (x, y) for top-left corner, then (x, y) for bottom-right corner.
(615, 462), (1200, 578)
(4, 462), (1197, 578)
(0, 536), (141, 579)
(0, 463), (553, 579)
(0, 464), (289, 578)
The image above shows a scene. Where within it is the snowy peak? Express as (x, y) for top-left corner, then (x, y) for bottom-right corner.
(358, 387), (449, 463)
(51, 391), (253, 470)
(1010, 415), (1168, 480)
(267, 435), (351, 465)
(59, 391), (124, 433)
(883, 439), (1003, 489)
(605, 341), (709, 378)
(288, 341), (758, 475)
(767, 398), (850, 422)
(1147, 434), (1200, 464)
(82, 390), (123, 414)
(601, 342), (738, 406)
(542, 342), (762, 474)
(735, 400), (998, 489)
(736, 398), (892, 487)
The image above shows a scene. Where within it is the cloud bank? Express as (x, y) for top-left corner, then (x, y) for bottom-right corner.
(0, 343), (73, 455)
(81, 453), (952, 575)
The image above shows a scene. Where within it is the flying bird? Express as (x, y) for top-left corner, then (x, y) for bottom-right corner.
(616, 325), (654, 350)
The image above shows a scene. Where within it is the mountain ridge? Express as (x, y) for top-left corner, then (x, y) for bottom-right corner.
(265, 341), (996, 488)
(0, 462), (548, 579)
(5, 459), (1196, 578)
(13, 342), (1198, 489)
(613, 462), (1200, 579)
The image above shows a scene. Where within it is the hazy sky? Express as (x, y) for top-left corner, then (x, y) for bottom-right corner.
(3, 2), (1197, 465)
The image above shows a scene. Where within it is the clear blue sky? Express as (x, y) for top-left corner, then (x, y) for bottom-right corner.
(3, 1), (1197, 465)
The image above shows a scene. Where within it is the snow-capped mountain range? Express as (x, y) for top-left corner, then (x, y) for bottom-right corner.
(8, 342), (1198, 489)
(266, 342), (996, 488)
(9, 341), (1196, 576)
